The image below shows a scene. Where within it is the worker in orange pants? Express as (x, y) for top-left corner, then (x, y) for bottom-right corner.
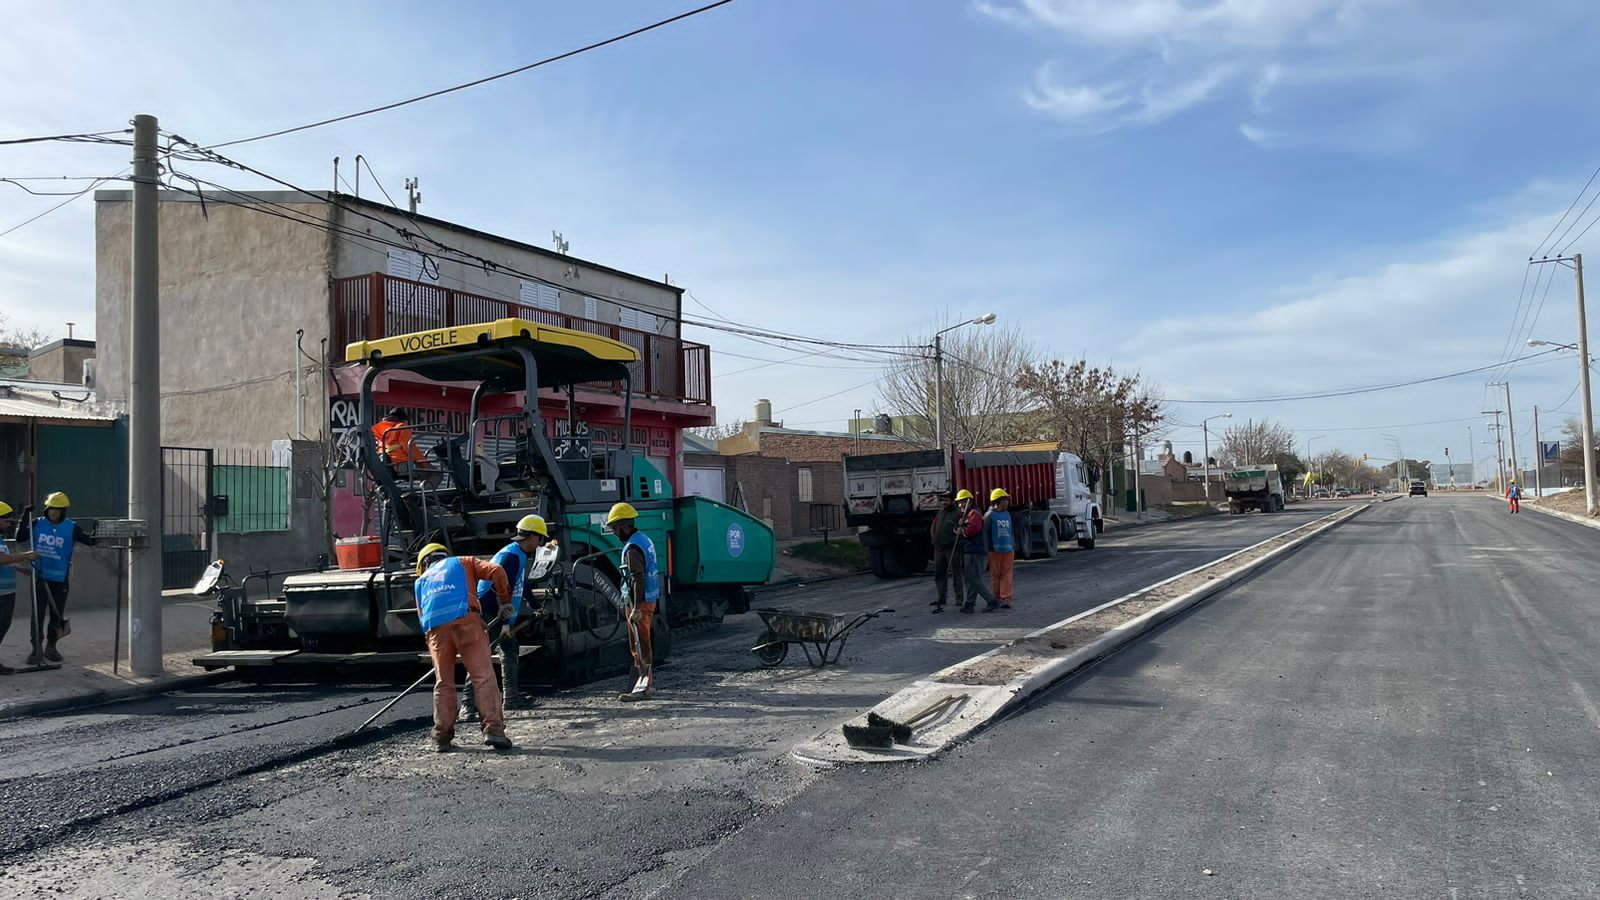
(985, 488), (1016, 609)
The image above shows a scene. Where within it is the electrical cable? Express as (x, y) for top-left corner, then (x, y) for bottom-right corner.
(203, 1), (739, 150)
(772, 375), (886, 415)
(0, 174), (126, 240)
(1550, 186), (1600, 257)
(1532, 164), (1600, 259)
(1163, 348), (1567, 405)
(0, 129), (131, 147)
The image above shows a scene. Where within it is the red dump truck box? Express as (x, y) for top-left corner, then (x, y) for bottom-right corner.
(952, 450), (1058, 507)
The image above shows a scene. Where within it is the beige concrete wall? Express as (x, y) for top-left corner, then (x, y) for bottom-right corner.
(95, 192), (333, 449)
(27, 341), (96, 385)
(331, 203), (681, 339)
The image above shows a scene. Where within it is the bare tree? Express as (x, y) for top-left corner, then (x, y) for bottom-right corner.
(1217, 419), (1296, 467)
(0, 313), (52, 369)
(877, 321), (1037, 449)
(687, 419), (747, 442)
(1016, 359), (1163, 476)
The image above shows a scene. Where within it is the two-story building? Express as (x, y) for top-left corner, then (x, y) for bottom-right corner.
(93, 189), (715, 562)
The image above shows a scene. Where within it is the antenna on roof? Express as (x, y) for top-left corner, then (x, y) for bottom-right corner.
(405, 177), (421, 214)
(66, 322), (75, 339)
(552, 231), (570, 255)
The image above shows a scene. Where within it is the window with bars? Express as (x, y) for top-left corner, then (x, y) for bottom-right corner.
(797, 467), (814, 503)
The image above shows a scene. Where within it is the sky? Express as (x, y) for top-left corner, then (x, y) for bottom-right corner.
(3, 0), (1599, 482)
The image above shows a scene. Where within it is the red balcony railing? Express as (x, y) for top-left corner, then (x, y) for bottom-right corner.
(334, 273), (710, 406)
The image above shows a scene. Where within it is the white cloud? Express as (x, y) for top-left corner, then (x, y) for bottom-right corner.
(976, 0), (1436, 137)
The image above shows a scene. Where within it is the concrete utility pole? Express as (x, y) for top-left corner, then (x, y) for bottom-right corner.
(1483, 411), (1505, 493)
(128, 114), (164, 676)
(1202, 413), (1231, 504)
(1131, 425), (1143, 519)
(1491, 381), (1518, 486)
(931, 313), (996, 451)
(1577, 255), (1597, 515)
(1529, 254), (1597, 515)
(1533, 405), (1543, 497)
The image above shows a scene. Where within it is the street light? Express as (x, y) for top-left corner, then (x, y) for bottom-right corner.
(932, 313), (998, 450)
(1306, 434), (1326, 494)
(1201, 413), (1231, 503)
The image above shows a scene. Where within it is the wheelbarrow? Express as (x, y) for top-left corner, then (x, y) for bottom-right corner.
(751, 606), (894, 668)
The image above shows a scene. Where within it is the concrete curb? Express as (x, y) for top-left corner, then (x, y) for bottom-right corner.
(0, 670), (233, 722)
(793, 503), (1367, 766)
(1522, 499), (1600, 531)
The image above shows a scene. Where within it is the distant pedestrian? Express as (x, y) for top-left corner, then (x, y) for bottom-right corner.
(929, 491), (963, 613)
(28, 492), (96, 666)
(985, 488), (1016, 609)
(0, 502), (41, 675)
(1507, 480), (1521, 514)
(956, 490), (999, 614)
(414, 543), (514, 752)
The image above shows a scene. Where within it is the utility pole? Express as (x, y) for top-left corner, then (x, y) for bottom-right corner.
(931, 313), (997, 452)
(1202, 413), (1231, 504)
(1533, 405), (1543, 497)
(1495, 381), (1519, 486)
(1131, 424), (1143, 519)
(1529, 254), (1597, 515)
(1482, 410), (1505, 492)
(128, 114), (164, 676)
(1578, 254), (1597, 515)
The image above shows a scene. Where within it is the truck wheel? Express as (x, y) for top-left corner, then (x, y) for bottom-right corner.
(1041, 523), (1059, 558)
(868, 547), (892, 579)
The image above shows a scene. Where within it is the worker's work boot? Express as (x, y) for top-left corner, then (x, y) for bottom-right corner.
(431, 728), (455, 753)
(484, 728), (513, 750)
(25, 649), (45, 667)
(43, 643), (63, 663)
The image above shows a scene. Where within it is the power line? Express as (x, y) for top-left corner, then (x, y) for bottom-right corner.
(773, 375), (885, 415)
(1532, 164), (1600, 258)
(0, 174), (126, 240)
(0, 129), (131, 147)
(1163, 348), (1567, 405)
(203, 1), (739, 150)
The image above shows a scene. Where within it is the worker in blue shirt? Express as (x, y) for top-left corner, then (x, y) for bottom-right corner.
(28, 492), (97, 665)
(461, 514), (549, 720)
(608, 502), (661, 701)
(0, 501), (41, 675)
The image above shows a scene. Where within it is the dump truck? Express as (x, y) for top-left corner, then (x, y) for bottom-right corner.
(192, 318), (774, 684)
(1224, 465), (1285, 514)
(843, 448), (1103, 578)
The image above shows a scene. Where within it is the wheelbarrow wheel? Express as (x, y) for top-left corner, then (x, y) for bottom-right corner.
(753, 630), (788, 667)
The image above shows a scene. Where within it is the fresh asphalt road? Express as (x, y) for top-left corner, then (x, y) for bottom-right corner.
(663, 494), (1600, 900)
(0, 504), (1341, 898)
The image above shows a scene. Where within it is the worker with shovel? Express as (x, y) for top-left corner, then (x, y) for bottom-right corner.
(460, 514), (549, 720)
(415, 543), (514, 752)
(607, 502), (660, 701)
(0, 501), (41, 675)
(28, 492), (96, 665)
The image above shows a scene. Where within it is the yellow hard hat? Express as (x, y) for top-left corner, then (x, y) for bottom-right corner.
(45, 491), (71, 509)
(515, 514), (549, 538)
(0, 501), (12, 517)
(415, 542), (450, 577)
(605, 502), (639, 525)
(954, 489), (973, 502)
(990, 488), (1010, 502)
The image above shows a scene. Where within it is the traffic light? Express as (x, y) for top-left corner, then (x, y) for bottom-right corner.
(1444, 447), (1449, 457)
(1361, 453), (1368, 462)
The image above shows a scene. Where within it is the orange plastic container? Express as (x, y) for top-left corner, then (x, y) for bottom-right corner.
(335, 536), (381, 570)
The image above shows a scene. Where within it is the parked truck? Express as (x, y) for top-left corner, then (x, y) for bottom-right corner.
(843, 448), (1103, 579)
(1224, 465), (1285, 514)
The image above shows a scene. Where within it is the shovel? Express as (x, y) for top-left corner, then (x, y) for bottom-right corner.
(350, 612), (504, 736)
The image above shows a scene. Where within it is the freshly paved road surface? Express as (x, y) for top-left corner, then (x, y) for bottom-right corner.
(665, 494), (1600, 899)
(0, 506), (1334, 898)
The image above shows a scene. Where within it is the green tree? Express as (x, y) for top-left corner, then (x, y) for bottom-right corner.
(1015, 358), (1163, 477)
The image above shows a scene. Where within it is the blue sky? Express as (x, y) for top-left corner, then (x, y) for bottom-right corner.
(3, 0), (1599, 480)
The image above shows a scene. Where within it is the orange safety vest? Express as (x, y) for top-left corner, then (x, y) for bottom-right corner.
(372, 420), (423, 465)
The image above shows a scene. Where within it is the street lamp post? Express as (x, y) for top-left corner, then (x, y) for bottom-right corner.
(1202, 413), (1231, 503)
(1306, 434), (1326, 495)
(1529, 333), (1598, 513)
(932, 313), (998, 451)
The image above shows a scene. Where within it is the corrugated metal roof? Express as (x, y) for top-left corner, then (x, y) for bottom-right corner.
(0, 387), (116, 424)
